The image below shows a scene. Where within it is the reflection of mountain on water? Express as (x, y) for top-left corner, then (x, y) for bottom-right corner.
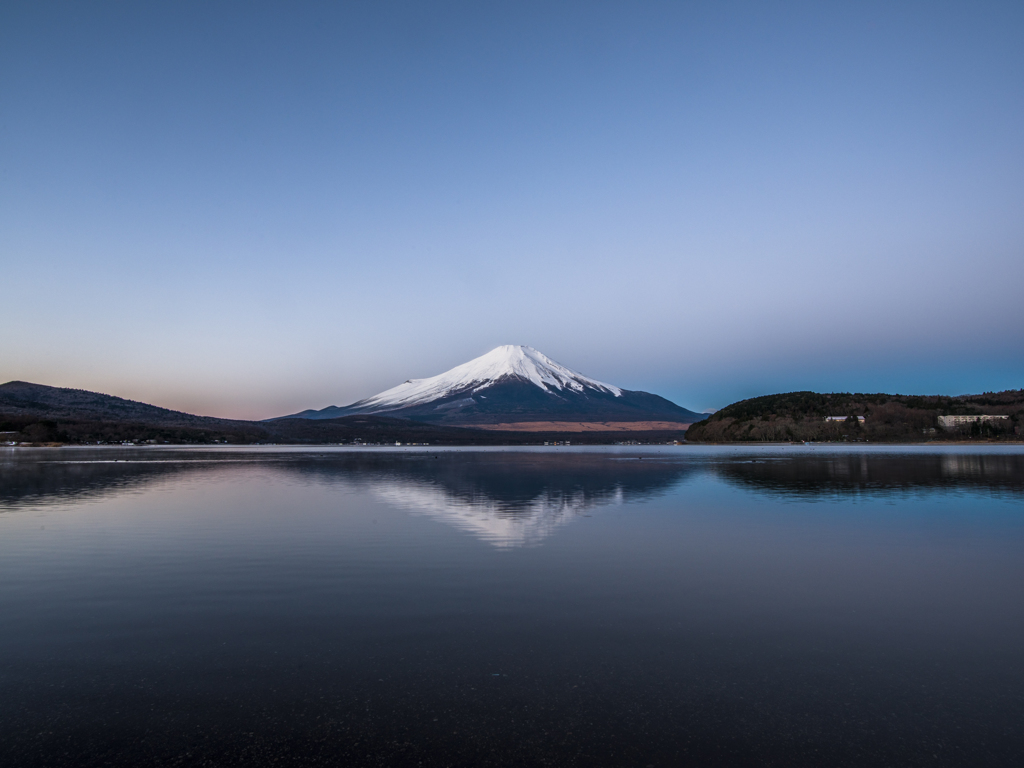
(287, 452), (699, 547)
(0, 450), (697, 546)
(6, 448), (1022, 541)
(715, 452), (1024, 498)
(371, 481), (602, 547)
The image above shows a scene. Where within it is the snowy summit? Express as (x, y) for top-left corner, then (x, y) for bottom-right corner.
(278, 344), (706, 427)
(356, 345), (622, 412)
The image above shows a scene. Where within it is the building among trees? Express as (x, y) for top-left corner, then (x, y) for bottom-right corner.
(938, 414), (1009, 427)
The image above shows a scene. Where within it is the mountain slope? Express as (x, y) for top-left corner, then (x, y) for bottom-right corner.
(279, 345), (706, 426)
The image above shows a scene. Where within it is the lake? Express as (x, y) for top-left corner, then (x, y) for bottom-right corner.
(1, 445), (1023, 766)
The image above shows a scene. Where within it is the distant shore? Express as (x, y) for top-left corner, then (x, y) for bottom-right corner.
(686, 390), (1022, 444)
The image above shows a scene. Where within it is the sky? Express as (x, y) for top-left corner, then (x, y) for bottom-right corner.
(2, 1), (1022, 419)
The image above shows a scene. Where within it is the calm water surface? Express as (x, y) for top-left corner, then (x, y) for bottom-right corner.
(1, 445), (1023, 767)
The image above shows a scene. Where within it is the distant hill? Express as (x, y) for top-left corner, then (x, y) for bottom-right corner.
(0, 381), (268, 443)
(0, 380), (246, 427)
(0, 381), (689, 445)
(685, 390), (1024, 442)
(276, 345), (706, 428)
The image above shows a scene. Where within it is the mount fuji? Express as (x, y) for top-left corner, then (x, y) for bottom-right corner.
(278, 346), (706, 430)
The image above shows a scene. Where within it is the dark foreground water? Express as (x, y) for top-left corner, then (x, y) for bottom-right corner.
(1, 445), (1023, 767)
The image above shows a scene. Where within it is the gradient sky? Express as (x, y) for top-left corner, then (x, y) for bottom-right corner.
(2, 1), (1022, 419)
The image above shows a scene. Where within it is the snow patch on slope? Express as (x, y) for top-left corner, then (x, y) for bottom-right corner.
(350, 345), (622, 413)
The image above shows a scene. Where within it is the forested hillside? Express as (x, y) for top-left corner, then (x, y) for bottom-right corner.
(685, 390), (1024, 442)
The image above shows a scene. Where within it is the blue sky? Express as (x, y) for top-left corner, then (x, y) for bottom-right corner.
(2, 1), (1022, 419)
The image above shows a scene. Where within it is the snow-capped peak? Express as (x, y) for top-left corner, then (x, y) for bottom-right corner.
(350, 345), (622, 412)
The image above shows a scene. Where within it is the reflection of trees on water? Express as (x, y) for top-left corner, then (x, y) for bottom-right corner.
(714, 452), (1024, 498)
(0, 450), (293, 510)
(0, 450), (698, 546)
(0, 451), (197, 509)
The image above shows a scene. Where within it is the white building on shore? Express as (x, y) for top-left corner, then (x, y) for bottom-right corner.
(938, 414), (1009, 428)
